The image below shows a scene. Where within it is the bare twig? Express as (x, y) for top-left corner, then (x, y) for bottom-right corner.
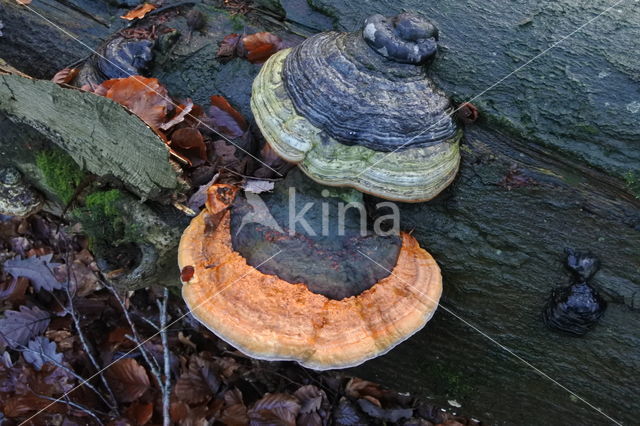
(11, 339), (114, 410)
(107, 283), (172, 425)
(158, 287), (171, 426)
(105, 283), (164, 387)
(29, 391), (105, 424)
(61, 252), (118, 413)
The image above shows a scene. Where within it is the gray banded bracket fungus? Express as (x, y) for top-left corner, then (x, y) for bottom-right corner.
(179, 170), (442, 370)
(0, 167), (42, 217)
(251, 12), (462, 202)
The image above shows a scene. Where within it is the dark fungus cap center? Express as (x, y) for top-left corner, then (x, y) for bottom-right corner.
(363, 12), (438, 65)
(230, 169), (401, 300)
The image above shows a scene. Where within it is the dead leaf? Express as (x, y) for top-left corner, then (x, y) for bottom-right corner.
(96, 76), (172, 130)
(160, 100), (194, 131)
(345, 378), (389, 403)
(0, 305), (50, 349)
(15, 0), (32, 5)
(0, 276), (29, 304)
(23, 336), (63, 371)
(357, 398), (413, 423)
(3, 394), (64, 417)
(221, 388), (248, 426)
(214, 356), (240, 380)
(45, 329), (75, 352)
(208, 95), (248, 139)
(4, 254), (65, 292)
(212, 140), (240, 168)
(248, 393), (301, 426)
(243, 179), (275, 194)
(217, 34), (242, 61)
(241, 32), (286, 64)
(54, 258), (101, 297)
(121, 3), (157, 21)
(125, 401), (154, 425)
(333, 397), (368, 426)
(294, 385), (327, 426)
(187, 173), (219, 212)
(169, 128), (207, 164)
(51, 68), (79, 85)
(170, 399), (189, 423)
(106, 358), (151, 403)
(174, 353), (220, 404)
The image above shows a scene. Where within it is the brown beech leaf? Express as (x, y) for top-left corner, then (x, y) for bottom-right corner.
(169, 128), (207, 164)
(4, 394), (65, 417)
(15, 0), (32, 5)
(345, 377), (389, 403)
(221, 388), (248, 426)
(248, 393), (301, 426)
(241, 32), (285, 64)
(125, 401), (154, 425)
(294, 385), (327, 426)
(51, 68), (79, 85)
(96, 76), (172, 130)
(106, 358), (151, 403)
(217, 33), (242, 60)
(121, 3), (157, 20)
(170, 399), (189, 423)
(208, 95), (248, 139)
(212, 139), (239, 168)
(0, 276), (29, 304)
(173, 353), (220, 404)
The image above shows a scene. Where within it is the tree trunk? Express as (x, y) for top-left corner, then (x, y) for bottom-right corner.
(1, 1), (638, 424)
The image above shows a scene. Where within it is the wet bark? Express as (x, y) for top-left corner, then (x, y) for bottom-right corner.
(1, 1), (639, 424)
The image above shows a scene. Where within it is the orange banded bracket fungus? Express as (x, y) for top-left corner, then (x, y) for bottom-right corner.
(251, 12), (462, 202)
(179, 170), (442, 370)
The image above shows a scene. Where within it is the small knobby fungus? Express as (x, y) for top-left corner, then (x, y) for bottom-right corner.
(250, 12), (462, 202)
(543, 249), (607, 335)
(179, 172), (442, 370)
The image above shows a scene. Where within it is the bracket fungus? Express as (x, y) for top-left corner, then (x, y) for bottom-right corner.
(179, 170), (442, 369)
(0, 167), (42, 217)
(251, 12), (462, 202)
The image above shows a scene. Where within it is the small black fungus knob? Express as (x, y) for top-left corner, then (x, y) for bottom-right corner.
(363, 12), (438, 64)
(542, 249), (607, 335)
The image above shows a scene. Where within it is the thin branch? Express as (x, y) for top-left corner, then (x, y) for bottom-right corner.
(105, 283), (164, 387)
(14, 341), (113, 410)
(61, 251), (118, 413)
(159, 287), (171, 426)
(29, 391), (105, 425)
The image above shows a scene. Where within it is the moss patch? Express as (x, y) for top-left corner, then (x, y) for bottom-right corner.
(73, 189), (139, 253)
(35, 149), (84, 203)
(624, 171), (640, 199)
(418, 362), (475, 400)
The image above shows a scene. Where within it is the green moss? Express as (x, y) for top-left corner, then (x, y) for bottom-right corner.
(307, 0), (339, 22)
(73, 189), (139, 253)
(624, 171), (640, 199)
(573, 123), (599, 136)
(35, 150), (84, 203)
(418, 362), (475, 400)
(229, 13), (246, 31)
